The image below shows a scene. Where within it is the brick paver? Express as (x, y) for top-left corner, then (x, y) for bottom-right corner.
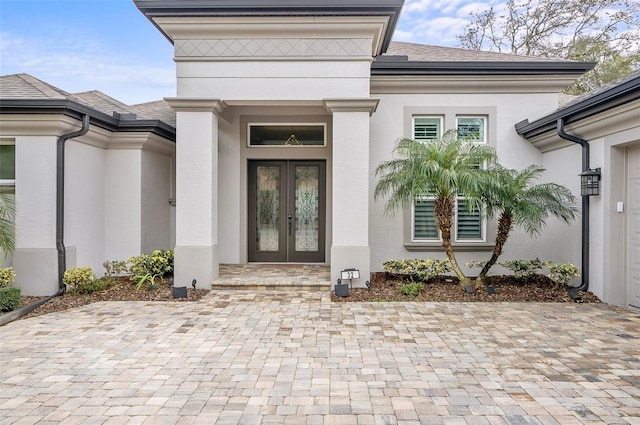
(1, 291), (639, 424)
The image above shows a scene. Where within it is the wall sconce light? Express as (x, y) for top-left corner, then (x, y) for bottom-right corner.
(580, 168), (601, 196)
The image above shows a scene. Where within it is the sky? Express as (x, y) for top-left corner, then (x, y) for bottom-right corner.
(0, 0), (500, 105)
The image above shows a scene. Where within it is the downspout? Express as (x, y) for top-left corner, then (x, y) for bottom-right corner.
(57, 114), (90, 292)
(0, 114), (91, 326)
(556, 118), (589, 300)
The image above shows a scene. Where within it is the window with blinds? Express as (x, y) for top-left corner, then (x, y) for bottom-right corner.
(456, 199), (482, 240)
(413, 117), (442, 141)
(456, 117), (486, 143)
(413, 198), (483, 242)
(413, 198), (438, 240)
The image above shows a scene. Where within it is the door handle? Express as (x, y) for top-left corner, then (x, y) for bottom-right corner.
(288, 214), (292, 235)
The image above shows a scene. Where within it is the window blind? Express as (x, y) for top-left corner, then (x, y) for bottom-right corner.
(457, 199), (482, 240)
(414, 198), (438, 239)
(413, 117), (441, 141)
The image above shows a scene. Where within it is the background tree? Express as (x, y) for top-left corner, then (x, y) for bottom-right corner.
(476, 165), (578, 286)
(0, 193), (16, 256)
(374, 131), (497, 287)
(457, 0), (640, 94)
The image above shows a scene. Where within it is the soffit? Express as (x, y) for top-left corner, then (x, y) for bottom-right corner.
(134, 0), (404, 55)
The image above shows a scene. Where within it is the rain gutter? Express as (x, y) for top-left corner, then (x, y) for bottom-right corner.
(556, 118), (589, 301)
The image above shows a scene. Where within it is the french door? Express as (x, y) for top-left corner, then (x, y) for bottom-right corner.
(248, 160), (326, 262)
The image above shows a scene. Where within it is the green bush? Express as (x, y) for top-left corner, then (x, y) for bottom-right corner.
(0, 286), (20, 312)
(0, 267), (16, 287)
(383, 258), (450, 282)
(128, 250), (173, 279)
(545, 262), (580, 288)
(70, 277), (113, 295)
(63, 266), (95, 291)
(499, 258), (544, 280)
(103, 260), (128, 277)
(400, 282), (423, 297)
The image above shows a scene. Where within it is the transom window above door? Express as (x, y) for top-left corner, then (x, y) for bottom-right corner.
(248, 124), (326, 147)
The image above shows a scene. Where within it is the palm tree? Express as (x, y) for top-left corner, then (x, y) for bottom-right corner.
(374, 130), (497, 286)
(0, 192), (15, 256)
(476, 165), (578, 285)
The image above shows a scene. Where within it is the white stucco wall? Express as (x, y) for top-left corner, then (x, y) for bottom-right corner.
(104, 149), (142, 262)
(65, 140), (106, 274)
(177, 61), (371, 101)
(141, 150), (172, 253)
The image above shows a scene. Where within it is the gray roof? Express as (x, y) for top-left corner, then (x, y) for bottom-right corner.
(133, 100), (177, 127)
(386, 42), (563, 62)
(0, 73), (72, 99)
(516, 70), (640, 138)
(0, 73), (176, 127)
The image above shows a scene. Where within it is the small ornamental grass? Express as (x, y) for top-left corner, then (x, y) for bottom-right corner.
(128, 250), (173, 290)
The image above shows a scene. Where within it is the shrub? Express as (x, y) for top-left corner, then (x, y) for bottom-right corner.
(499, 258), (544, 280)
(63, 266), (95, 291)
(103, 260), (128, 277)
(128, 250), (173, 279)
(0, 286), (20, 312)
(383, 258), (450, 282)
(465, 260), (486, 269)
(545, 262), (580, 289)
(0, 267), (16, 288)
(400, 282), (423, 297)
(70, 277), (114, 295)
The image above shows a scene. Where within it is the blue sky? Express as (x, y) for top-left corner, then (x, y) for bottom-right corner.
(0, 0), (498, 105)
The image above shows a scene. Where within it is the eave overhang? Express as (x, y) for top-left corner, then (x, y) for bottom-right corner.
(515, 73), (640, 139)
(133, 0), (404, 53)
(0, 99), (176, 141)
(371, 58), (596, 76)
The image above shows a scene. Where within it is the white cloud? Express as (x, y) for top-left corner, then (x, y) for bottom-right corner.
(456, 2), (494, 18)
(0, 31), (175, 104)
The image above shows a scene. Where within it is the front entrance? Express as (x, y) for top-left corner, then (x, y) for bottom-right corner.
(248, 160), (326, 262)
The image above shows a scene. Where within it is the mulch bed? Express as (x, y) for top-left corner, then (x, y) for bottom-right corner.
(14, 276), (209, 321)
(330, 272), (602, 303)
(7, 273), (601, 322)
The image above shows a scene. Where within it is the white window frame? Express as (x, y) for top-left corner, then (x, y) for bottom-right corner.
(412, 116), (443, 141)
(456, 116), (487, 144)
(247, 122), (327, 147)
(0, 139), (15, 193)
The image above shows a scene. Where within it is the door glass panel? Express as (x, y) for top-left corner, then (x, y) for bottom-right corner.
(256, 166), (280, 251)
(294, 166), (319, 252)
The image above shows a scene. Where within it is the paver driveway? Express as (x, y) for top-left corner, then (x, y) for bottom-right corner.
(1, 291), (639, 425)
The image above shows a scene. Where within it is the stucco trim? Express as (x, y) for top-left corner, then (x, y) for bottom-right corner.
(164, 98), (227, 114)
(323, 98), (380, 116)
(134, 0), (403, 53)
(371, 75), (587, 94)
(0, 99), (176, 140)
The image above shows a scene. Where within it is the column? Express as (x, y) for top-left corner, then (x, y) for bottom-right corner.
(165, 99), (226, 291)
(12, 136), (59, 296)
(324, 99), (379, 288)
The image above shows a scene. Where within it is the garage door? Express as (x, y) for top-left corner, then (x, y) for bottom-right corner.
(629, 147), (640, 308)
